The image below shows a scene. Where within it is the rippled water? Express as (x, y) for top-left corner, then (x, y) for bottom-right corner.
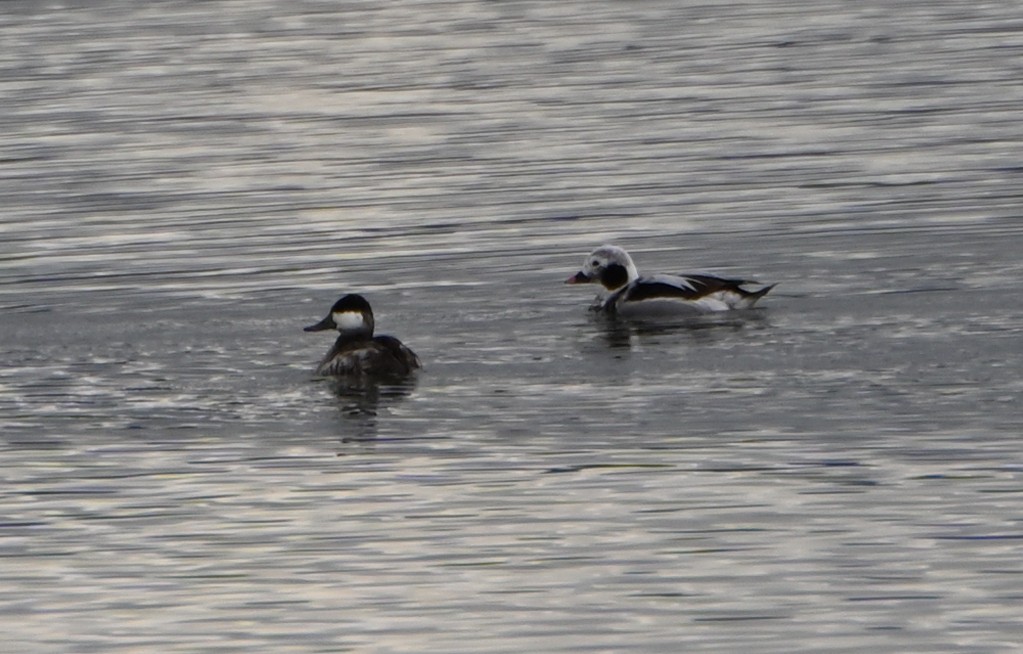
(3, 1), (1023, 652)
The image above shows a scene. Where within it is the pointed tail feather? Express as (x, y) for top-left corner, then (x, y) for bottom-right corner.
(739, 283), (777, 308)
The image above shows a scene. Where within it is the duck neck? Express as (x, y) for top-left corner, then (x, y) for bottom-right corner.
(600, 262), (633, 290)
(335, 326), (374, 345)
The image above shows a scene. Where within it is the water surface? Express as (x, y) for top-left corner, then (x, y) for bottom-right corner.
(2, 1), (1023, 652)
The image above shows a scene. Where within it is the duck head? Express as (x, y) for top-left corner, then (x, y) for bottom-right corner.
(304, 293), (375, 339)
(565, 245), (639, 291)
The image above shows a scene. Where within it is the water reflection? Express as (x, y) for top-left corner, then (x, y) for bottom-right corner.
(592, 310), (773, 350)
(321, 376), (418, 443)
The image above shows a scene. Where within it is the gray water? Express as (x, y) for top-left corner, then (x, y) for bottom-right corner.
(2, 1), (1023, 652)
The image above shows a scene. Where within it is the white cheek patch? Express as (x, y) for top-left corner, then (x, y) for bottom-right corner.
(334, 311), (368, 331)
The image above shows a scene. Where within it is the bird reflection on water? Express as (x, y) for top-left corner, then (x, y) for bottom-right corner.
(592, 310), (773, 350)
(322, 376), (418, 444)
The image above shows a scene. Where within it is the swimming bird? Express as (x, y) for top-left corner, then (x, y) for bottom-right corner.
(566, 245), (775, 315)
(304, 294), (421, 377)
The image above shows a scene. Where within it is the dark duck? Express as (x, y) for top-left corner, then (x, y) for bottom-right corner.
(304, 294), (421, 378)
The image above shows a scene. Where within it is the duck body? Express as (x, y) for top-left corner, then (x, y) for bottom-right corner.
(305, 294), (421, 378)
(312, 334), (421, 377)
(566, 245), (774, 315)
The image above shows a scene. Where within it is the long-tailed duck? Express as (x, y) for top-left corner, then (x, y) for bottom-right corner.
(566, 245), (775, 314)
(304, 294), (421, 377)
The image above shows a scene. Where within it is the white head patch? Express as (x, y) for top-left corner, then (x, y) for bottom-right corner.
(334, 310), (369, 332)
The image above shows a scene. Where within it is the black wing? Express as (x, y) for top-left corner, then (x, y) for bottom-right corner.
(372, 336), (422, 375)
